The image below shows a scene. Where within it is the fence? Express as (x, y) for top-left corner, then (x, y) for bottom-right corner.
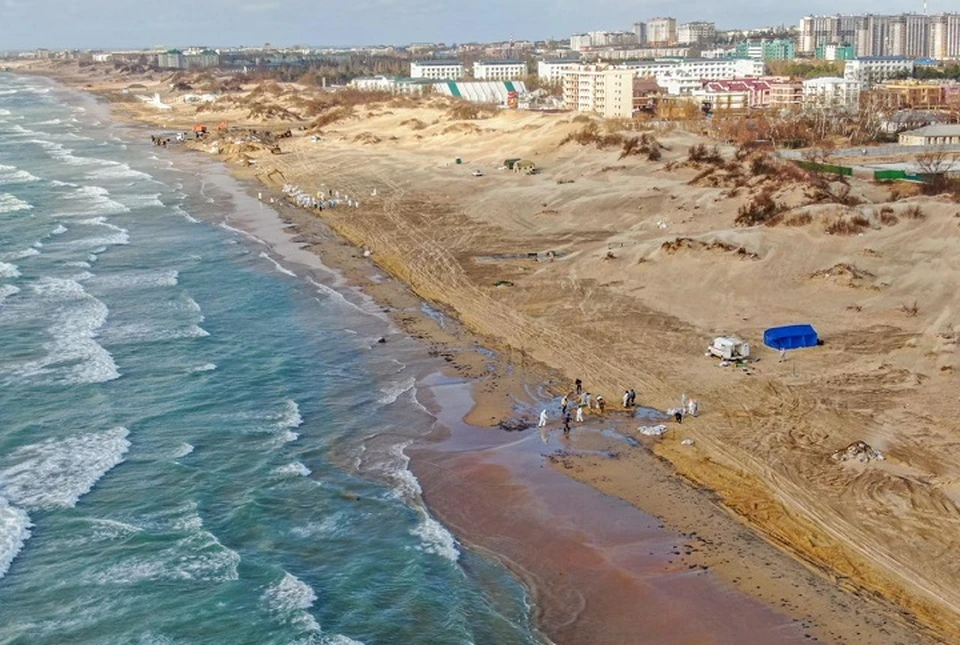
(792, 160), (853, 176)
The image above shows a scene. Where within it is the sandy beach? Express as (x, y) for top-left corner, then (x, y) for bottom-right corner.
(11, 60), (960, 643)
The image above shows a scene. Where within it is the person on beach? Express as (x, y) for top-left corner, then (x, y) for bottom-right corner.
(623, 390), (630, 408)
(674, 410), (683, 424)
(560, 395), (568, 415)
(575, 405), (584, 423)
(585, 392), (593, 410)
(563, 412), (571, 435)
(629, 389), (637, 407)
(597, 396), (605, 413)
(538, 409), (548, 428)
(575, 378), (582, 395)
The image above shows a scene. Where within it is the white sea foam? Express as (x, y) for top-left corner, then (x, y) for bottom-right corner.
(85, 518), (142, 541)
(277, 400), (303, 443)
(0, 193), (32, 214)
(63, 217), (129, 247)
(189, 363), (217, 374)
(386, 442), (459, 562)
(91, 269), (179, 291)
(0, 163), (40, 185)
(173, 206), (198, 223)
(378, 377), (415, 406)
(171, 443), (195, 459)
(273, 462), (311, 478)
(324, 635), (365, 645)
(0, 427), (130, 510)
(259, 252), (297, 277)
(101, 322), (209, 346)
(85, 164), (154, 182)
(61, 186), (129, 217)
(219, 222), (266, 245)
(262, 572), (321, 633)
(0, 284), (20, 304)
(90, 531), (240, 584)
(18, 277), (120, 384)
(119, 193), (165, 210)
(0, 261), (20, 278)
(51, 224), (68, 235)
(0, 498), (32, 580)
(290, 513), (345, 539)
(1, 247), (40, 262)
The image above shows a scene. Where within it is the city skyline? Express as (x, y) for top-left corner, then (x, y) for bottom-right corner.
(0, 0), (956, 50)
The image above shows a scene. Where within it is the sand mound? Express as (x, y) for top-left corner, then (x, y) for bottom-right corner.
(353, 132), (381, 145)
(660, 237), (759, 260)
(832, 441), (885, 464)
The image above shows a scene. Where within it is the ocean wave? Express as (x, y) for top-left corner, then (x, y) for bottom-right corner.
(0, 163), (40, 185)
(0, 284), (20, 304)
(277, 399), (303, 443)
(85, 164), (155, 182)
(262, 572), (321, 633)
(0, 192), (33, 214)
(61, 186), (130, 217)
(173, 205), (198, 223)
(0, 498), (32, 580)
(102, 322), (209, 346)
(259, 251), (297, 277)
(0, 427), (130, 510)
(377, 376), (415, 406)
(273, 462), (311, 478)
(119, 193), (165, 210)
(18, 277), (121, 385)
(290, 513), (345, 539)
(0, 261), (20, 278)
(171, 443), (195, 459)
(90, 269), (178, 291)
(1, 247), (40, 262)
(189, 363), (217, 374)
(51, 224), (68, 235)
(324, 635), (365, 645)
(89, 531), (240, 585)
(62, 217), (129, 247)
(371, 442), (460, 563)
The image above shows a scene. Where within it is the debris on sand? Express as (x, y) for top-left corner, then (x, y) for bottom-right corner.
(499, 419), (532, 432)
(831, 441), (885, 464)
(638, 425), (668, 436)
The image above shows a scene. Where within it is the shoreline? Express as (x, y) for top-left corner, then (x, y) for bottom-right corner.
(6, 66), (944, 643)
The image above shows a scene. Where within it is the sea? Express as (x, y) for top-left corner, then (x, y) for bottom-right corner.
(0, 74), (540, 644)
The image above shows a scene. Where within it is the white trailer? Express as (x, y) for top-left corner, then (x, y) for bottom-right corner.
(706, 336), (750, 361)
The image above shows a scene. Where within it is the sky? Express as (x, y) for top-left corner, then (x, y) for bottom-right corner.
(0, 0), (947, 50)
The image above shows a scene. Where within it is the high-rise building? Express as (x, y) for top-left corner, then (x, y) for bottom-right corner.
(802, 13), (960, 60)
(677, 22), (716, 45)
(633, 22), (648, 46)
(562, 65), (636, 118)
(647, 18), (678, 46)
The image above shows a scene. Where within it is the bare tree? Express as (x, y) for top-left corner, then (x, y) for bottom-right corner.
(915, 148), (957, 175)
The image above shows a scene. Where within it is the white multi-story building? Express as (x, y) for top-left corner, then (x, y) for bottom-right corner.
(621, 58), (765, 83)
(802, 77), (862, 108)
(537, 59), (581, 84)
(473, 60), (527, 80)
(844, 57), (915, 86)
(562, 65), (635, 118)
(677, 22), (716, 45)
(569, 31), (636, 50)
(647, 17), (678, 45)
(802, 12), (960, 59)
(350, 76), (397, 92)
(410, 60), (464, 80)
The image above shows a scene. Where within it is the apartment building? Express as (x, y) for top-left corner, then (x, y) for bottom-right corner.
(768, 79), (804, 108)
(537, 59), (581, 84)
(677, 22), (716, 45)
(802, 77), (862, 108)
(621, 58), (765, 83)
(473, 60), (527, 80)
(647, 18), (678, 46)
(844, 57), (915, 86)
(801, 13), (960, 59)
(569, 31), (636, 50)
(410, 60), (464, 80)
(735, 39), (796, 61)
(562, 65), (636, 118)
(633, 22), (648, 46)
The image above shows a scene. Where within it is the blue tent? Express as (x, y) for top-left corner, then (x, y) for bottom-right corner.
(763, 324), (819, 350)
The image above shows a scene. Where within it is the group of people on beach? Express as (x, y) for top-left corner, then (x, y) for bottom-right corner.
(536, 377), (638, 436)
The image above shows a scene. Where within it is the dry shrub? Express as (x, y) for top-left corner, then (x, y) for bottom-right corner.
(781, 212), (813, 227)
(903, 205), (926, 220)
(446, 101), (497, 120)
(735, 190), (784, 226)
(619, 133), (661, 160)
(899, 301), (919, 316)
(688, 143), (723, 164)
(560, 122), (625, 149)
(571, 114), (593, 123)
(400, 118), (427, 130)
(311, 105), (354, 129)
(647, 147), (662, 161)
(878, 207), (899, 226)
(825, 215), (870, 235)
